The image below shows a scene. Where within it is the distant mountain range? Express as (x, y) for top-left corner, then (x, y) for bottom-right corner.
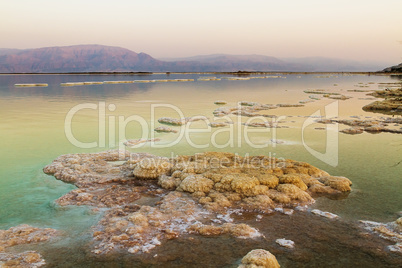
(0, 44), (394, 73)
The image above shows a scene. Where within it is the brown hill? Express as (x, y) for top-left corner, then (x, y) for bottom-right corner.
(0, 45), (168, 72)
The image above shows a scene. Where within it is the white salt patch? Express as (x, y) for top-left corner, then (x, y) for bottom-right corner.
(276, 238), (295, 248)
(151, 237), (161, 246)
(238, 227), (262, 239)
(295, 205), (308, 212)
(275, 208), (294, 215)
(311, 209), (338, 219)
(388, 243), (402, 253)
(128, 246), (140, 254)
(217, 213), (234, 223)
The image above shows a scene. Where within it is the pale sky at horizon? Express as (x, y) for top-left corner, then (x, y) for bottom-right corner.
(1, 0), (401, 64)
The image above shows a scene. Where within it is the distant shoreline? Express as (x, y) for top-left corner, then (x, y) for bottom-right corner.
(1, 71), (402, 76)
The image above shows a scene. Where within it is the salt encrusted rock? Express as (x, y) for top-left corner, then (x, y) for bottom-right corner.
(177, 175), (214, 193)
(209, 122), (230, 127)
(91, 192), (261, 255)
(239, 101), (259, 106)
(14, 83), (48, 87)
(157, 152), (347, 211)
(274, 208), (294, 215)
(277, 184), (312, 202)
(0, 225), (59, 268)
(319, 176), (352, 192)
(311, 209), (339, 219)
(0, 225), (58, 249)
(257, 174), (279, 189)
(328, 95), (352, 100)
(238, 249), (280, 268)
(279, 174), (308, 191)
(299, 99), (314, 104)
(340, 127), (364, 135)
(316, 119), (333, 124)
(158, 117), (187, 126)
(276, 238), (295, 248)
(190, 223), (261, 238)
(133, 158), (172, 179)
(0, 251), (46, 267)
(360, 217), (402, 253)
(154, 126), (178, 133)
(277, 104), (304, 107)
(329, 118), (402, 134)
(44, 150), (353, 255)
(363, 88), (402, 115)
(212, 100), (300, 118)
(304, 90), (340, 95)
(158, 116), (209, 126)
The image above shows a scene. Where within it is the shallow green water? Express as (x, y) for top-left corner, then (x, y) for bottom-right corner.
(0, 73), (401, 266)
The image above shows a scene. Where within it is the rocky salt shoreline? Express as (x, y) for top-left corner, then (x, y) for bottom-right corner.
(36, 149), (402, 267)
(41, 150), (352, 258)
(363, 87), (402, 115)
(0, 225), (59, 267)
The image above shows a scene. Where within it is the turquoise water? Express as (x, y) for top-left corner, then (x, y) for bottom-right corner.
(0, 73), (401, 266)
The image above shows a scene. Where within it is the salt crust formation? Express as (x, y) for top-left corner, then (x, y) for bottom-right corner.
(43, 150), (352, 255)
(363, 88), (402, 114)
(316, 117), (402, 135)
(0, 225), (59, 267)
(212, 101), (303, 118)
(275, 238), (295, 249)
(154, 126), (178, 133)
(360, 217), (402, 253)
(158, 116), (208, 126)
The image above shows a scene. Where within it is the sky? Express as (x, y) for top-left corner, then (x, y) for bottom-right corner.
(1, 0), (401, 63)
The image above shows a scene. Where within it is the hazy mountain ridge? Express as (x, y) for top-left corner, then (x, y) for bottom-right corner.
(0, 45), (392, 72)
(382, 63), (402, 72)
(281, 57), (390, 72)
(164, 55), (389, 72)
(0, 45), (169, 72)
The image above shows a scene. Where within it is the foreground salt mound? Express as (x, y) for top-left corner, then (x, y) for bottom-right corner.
(0, 225), (59, 267)
(238, 249), (280, 268)
(360, 217), (402, 253)
(158, 152), (351, 212)
(43, 151), (351, 211)
(43, 150), (352, 255)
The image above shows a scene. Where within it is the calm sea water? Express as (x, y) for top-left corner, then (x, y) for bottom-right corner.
(0, 73), (401, 266)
